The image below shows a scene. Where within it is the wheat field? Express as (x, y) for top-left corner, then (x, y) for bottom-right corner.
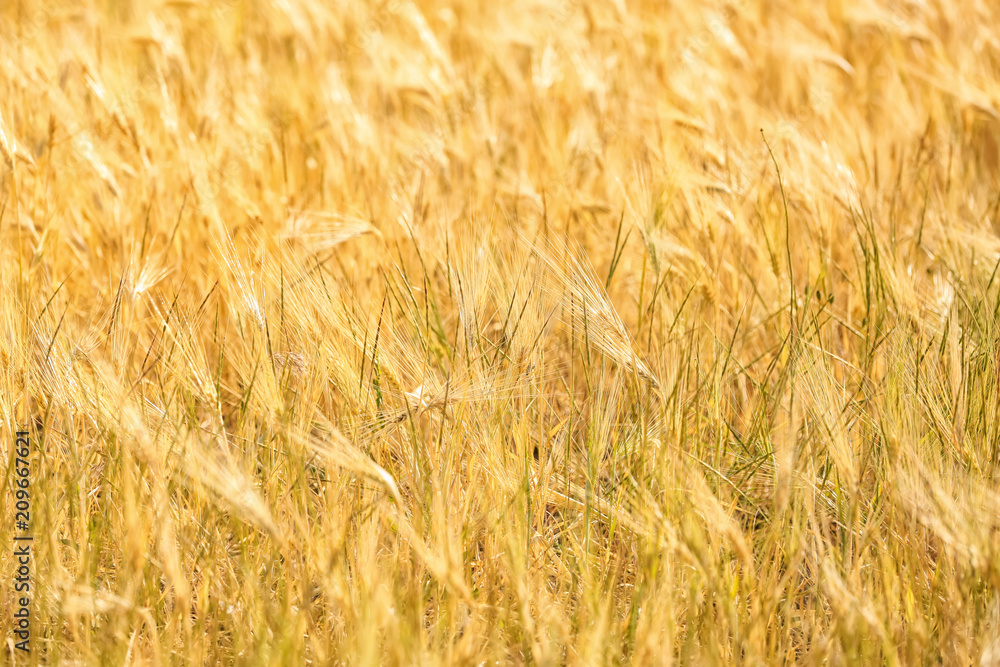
(2, 0), (1000, 664)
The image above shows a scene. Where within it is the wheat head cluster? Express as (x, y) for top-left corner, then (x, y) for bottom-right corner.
(1, 0), (1000, 664)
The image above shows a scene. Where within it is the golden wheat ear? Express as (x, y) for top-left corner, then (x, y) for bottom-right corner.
(525, 232), (660, 389)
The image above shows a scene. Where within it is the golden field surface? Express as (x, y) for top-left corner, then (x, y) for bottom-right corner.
(2, 0), (1000, 663)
